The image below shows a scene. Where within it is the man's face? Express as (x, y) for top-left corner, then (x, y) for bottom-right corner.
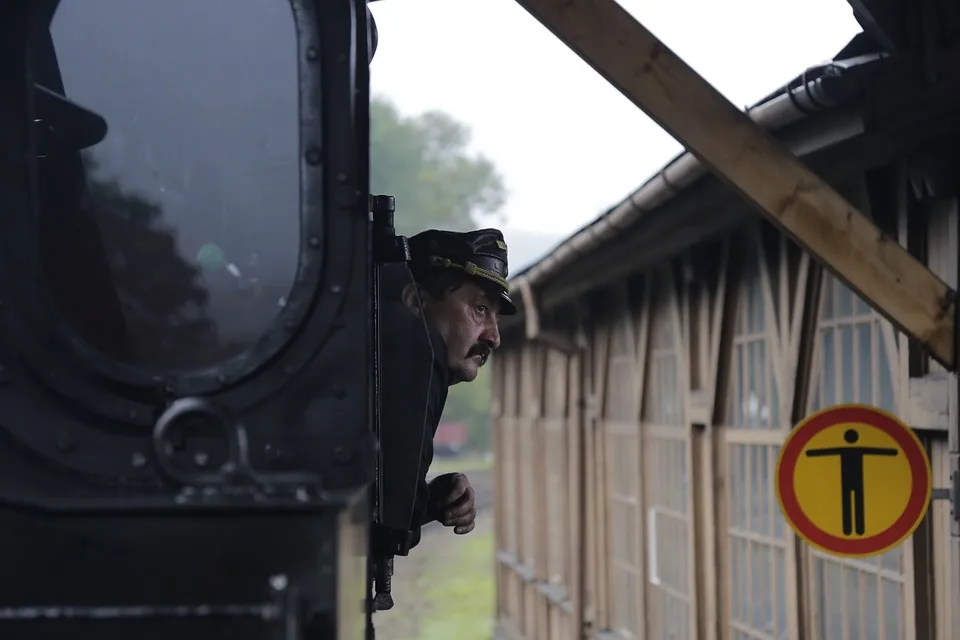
(415, 281), (502, 384)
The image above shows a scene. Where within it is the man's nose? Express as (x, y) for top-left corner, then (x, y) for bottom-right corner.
(482, 318), (501, 350)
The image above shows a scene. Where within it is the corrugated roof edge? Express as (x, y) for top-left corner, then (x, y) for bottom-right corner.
(507, 34), (886, 300)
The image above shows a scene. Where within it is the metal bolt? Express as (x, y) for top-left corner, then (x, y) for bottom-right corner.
(336, 172), (347, 183)
(56, 431), (76, 452)
(131, 452), (147, 468)
(265, 444), (282, 462)
(309, 236), (320, 248)
(305, 148), (322, 166)
(306, 47), (319, 61)
(270, 574), (288, 592)
(330, 284), (342, 294)
(193, 451), (210, 467)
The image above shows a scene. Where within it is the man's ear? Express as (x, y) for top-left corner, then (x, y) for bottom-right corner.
(401, 282), (423, 316)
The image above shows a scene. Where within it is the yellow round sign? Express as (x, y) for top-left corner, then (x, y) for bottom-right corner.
(775, 404), (932, 558)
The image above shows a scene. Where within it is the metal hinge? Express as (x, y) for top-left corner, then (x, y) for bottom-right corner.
(930, 470), (959, 522)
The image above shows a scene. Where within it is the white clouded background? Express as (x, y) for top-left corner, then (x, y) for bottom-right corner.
(369, 0), (862, 268)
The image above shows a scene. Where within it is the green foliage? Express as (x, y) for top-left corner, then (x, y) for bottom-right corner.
(370, 96), (507, 238)
(419, 528), (495, 640)
(374, 516), (496, 640)
(443, 363), (493, 452)
(371, 97), (502, 452)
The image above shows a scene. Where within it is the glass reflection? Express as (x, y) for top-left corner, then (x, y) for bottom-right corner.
(37, 0), (299, 371)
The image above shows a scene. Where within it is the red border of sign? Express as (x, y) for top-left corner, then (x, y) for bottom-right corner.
(776, 405), (932, 557)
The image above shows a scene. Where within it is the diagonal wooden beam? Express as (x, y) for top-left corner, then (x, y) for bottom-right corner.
(513, 0), (958, 370)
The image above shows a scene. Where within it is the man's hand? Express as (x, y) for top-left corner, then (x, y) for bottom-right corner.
(428, 472), (476, 535)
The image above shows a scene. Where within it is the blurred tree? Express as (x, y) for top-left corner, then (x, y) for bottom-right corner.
(371, 97), (505, 452)
(443, 364), (493, 453)
(370, 96), (507, 238)
(40, 152), (241, 369)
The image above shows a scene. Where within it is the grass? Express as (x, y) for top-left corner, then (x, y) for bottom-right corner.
(375, 513), (496, 640)
(428, 453), (493, 476)
(418, 527), (495, 640)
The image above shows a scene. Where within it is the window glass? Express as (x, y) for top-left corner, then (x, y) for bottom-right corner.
(38, 0), (300, 371)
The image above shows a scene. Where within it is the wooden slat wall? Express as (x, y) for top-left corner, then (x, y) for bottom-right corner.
(491, 168), (959, 640)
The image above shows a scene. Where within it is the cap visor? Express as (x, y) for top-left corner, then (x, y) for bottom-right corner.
(499, 290), (517, 316)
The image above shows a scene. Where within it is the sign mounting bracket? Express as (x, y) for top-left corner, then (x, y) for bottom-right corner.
(930, 470), (958, 522)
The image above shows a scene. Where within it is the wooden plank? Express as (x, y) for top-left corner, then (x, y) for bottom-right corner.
(568, 352), (585, 640)
(513, 0), (958, 370)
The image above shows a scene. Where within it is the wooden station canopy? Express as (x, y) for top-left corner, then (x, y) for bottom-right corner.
(508, 0), (958, 370)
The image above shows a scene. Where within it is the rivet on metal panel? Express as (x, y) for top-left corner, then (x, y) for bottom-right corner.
(264, 444), (282, 462)
(269, 574), (288, 592)
(56, 431), (76, 453)
(333, 446), (353, 464)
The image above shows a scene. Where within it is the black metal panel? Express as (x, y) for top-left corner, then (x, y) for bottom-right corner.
(0, 0), (375, 637)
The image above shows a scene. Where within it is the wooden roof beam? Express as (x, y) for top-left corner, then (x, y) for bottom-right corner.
(514, 0), (958, 370)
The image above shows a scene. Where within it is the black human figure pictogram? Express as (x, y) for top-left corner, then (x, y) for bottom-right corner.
(804, 428), (898, 536)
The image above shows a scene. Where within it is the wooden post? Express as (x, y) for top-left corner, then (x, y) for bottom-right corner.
(513, 0), (958, 370)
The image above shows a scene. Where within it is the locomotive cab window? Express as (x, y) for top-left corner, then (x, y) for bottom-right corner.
(36, 0), (300, 371)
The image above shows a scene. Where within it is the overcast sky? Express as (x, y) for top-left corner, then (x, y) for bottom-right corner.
(370, 0), (862, 239)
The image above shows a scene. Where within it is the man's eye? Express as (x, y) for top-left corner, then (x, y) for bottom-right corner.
(476, 305), (488, 315)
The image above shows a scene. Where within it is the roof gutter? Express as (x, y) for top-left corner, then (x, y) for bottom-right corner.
(508, 54), (885, 299)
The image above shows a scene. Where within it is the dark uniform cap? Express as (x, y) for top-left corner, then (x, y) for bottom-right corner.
(407, 228), (517, 316)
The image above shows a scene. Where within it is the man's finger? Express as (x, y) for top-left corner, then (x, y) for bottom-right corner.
(452, 508), (476, 527)
(444, 481), (470, 503)
(442, 503), (476, 526)
(442, 500), (474, 524)
(454, 520), (476, 535)
(439, 485), (473, 511)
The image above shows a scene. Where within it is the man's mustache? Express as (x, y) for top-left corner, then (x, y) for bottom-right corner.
(467, 343), (492, 366)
